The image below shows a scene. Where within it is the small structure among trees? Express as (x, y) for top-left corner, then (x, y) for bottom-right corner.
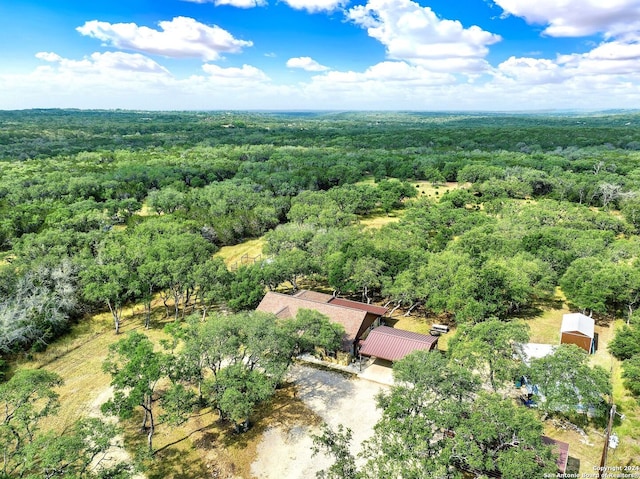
(542, 436), (570, 475)
(560, 313), (596, 353)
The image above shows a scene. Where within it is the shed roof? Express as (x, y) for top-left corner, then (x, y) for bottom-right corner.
(256, 291), (371, 350)
(542, 436), (570, 473)
(518, 343), (556, 365)
(359, 326), (438, 362)
(561, 313), (595, 338)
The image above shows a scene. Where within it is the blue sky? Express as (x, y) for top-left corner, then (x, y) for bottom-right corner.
(1, 0), (639, 110)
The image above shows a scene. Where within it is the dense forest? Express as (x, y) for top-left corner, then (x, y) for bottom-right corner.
(1, 110), (639, 478)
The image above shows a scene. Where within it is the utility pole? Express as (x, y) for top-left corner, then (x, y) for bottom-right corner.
(598, 404), (616, 479)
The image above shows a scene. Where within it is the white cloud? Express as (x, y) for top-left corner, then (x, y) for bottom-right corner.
(494, 38), (640, 87)
(347, 0), (501, 73)
(5, 38), (640, 111)
(281, 0), (347, 13)
(492, 0), (640, 38)
(314, 60), (454, 84)
(558, 40), (640, 74)
(77, 16), (252, 61)
(4, 58), (640, 111)
(215, 0), (268, 7)
(299, 61), (457, 107)
(182, 0), (267, 7)
(35, 52), (63, 63)
(496, 56), (566, 84)
(202, 63), (271, 83)
(286, 57), (330, 71)
(35, 51), (171, 75)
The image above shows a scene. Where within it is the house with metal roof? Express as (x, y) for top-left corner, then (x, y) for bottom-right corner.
(560, 313), (596, 354)
(358, 325), (439, 362)
(256, 290), (388, 355)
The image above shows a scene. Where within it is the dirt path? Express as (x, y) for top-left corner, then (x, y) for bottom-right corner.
(251, 364), (388, 478)
(88, 386), (146, 479)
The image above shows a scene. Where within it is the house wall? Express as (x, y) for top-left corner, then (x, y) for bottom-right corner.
(356, 313), (380, 344)
(561, 331), (593, 353)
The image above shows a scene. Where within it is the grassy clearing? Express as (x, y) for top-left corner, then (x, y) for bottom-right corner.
(386, 313), (456, 351)
(137, 201), (155, 217)
(412, 181), (468, 199)
(359, 212), (402, 229)
(18, 302), (172, 434)
(525, 306), (567, 344)
(357, 181), (469, 229)
(0, 251), (15, 267)
(215, 238), (265, 268)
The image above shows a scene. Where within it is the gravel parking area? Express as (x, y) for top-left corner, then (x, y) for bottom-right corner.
(250, 363), (389, 478)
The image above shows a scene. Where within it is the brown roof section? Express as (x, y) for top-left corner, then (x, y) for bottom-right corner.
(542, 436), (570, 473)
(293, 290), (334, 303)
(256, 291), (373, 351)
(291, 290), (389, 316)
(328, 297), (388, 316)
(359, 326), (438, 362)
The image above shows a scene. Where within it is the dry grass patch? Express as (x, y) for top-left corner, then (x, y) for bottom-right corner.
(18, 305), (174, 434)
(359, 213), (402, 229)
(18, 312), (116, 432)
(412, 181), (469, 199)
(543, 420), (603, 474)
(216, 238), (265, 268)
(137, 202), (155, 217)
(0, 252), (14, 266)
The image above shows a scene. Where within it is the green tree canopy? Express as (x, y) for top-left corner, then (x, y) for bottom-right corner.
(528, 344), (611, 418)
(449, 319), (530, 392)
(0, 369), (129, 478)
(101, 331), (166, 452)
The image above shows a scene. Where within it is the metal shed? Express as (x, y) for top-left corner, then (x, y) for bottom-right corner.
(560, 313), (596, 354)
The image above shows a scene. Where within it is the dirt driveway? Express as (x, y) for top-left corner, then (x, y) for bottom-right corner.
(250, 363), (389, 478)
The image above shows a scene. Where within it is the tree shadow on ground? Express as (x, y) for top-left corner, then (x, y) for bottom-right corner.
(512, 305), (546, 320)
(153, 421), (218, 454)
(149, 445), (211, 479)
(219, 381), (321, 451)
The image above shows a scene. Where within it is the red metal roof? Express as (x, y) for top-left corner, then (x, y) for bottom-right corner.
(542, 436), (570, 473)
(358, 326), (438, 362)
(328, 297), (388, 316)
